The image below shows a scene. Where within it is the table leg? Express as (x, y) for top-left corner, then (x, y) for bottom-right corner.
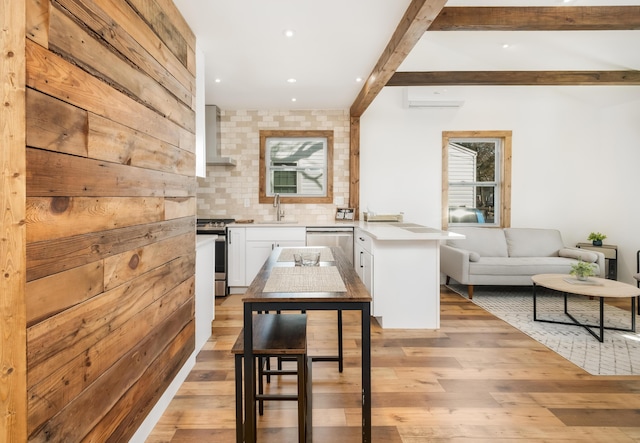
(243, 304), (256, 442)
(235, 354), (243, 443)
(338, 310), (344, 373)
(599, 297), (605, 342)
(633, 297), (637, 332)
(361, 303), (371, 442)
(533, 283), (538, 321)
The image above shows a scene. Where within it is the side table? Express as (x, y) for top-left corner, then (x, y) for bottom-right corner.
(576, 243), (617, 280)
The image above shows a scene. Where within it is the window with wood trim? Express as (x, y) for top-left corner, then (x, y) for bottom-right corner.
(259, 130), (333, 204)
(442, 131), (511, 229)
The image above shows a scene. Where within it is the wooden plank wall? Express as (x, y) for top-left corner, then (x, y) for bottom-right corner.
(22, 0), (197, 440)
(2, 1), (28, 442)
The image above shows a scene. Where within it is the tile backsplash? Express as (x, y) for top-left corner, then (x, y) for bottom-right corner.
(197, 109), (351, 224)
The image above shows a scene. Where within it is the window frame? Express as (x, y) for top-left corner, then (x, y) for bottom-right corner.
(442, 131), (512, 229)
(259, 130), (334, 204)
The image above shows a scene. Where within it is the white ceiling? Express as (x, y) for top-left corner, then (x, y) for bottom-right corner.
(172, 0), (640, 111)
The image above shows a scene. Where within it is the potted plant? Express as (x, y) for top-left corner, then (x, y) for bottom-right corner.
(570, 260), (596, 281)
(587, 232), (606, 246)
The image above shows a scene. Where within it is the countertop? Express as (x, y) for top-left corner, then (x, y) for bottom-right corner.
(196, 235), (217, 248)
(227, 221), (354, 228)
(225, 220), (463, 241)
(354, 221), (463, 241)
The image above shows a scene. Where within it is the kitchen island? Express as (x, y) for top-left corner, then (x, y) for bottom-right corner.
(353, 222), (463, 329)
(226, 220), (462, 329)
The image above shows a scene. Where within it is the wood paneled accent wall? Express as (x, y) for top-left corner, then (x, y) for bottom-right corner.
(13, 0), (197, 440)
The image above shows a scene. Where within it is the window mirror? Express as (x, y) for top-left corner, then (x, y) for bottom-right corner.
(259, 130), (333, 204)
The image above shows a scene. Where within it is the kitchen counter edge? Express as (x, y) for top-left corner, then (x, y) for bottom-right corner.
(225, 221), (463, 241)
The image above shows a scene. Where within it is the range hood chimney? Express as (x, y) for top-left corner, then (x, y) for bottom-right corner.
(206, 105), (236, 166)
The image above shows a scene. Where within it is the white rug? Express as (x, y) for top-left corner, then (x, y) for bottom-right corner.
(447, 284), (640, 375)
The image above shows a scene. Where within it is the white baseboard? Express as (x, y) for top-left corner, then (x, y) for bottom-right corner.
(128, 352), (196, 443)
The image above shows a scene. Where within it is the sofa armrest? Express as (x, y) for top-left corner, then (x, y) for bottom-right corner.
(560, 247), (606, 278)
(441, 244), (473, 284)
(590, 250), (606, 278)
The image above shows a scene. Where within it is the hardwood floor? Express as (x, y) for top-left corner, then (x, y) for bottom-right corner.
(146, 287), (640, 442)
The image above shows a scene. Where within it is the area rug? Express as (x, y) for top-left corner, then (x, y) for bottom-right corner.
(447, 284), (640, 376)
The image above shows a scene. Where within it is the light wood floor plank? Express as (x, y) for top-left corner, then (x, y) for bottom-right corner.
(145, 287), (640, 442)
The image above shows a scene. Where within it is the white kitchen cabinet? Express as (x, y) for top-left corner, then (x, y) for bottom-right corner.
(354, 226), (441, 329)
(227, 227), (246, 288)
(227, 226), (306, 289)
(354, 229), (375, 314)
(245, 227), (305, 284)
(195, 236), (215, 351)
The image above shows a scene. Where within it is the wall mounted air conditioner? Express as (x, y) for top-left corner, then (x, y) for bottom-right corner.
(402, 88), (464, 109)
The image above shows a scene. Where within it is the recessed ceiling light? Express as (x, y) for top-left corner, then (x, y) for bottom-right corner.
(214, 78), (221, 83)
(287, 78), (297, 83)
(284, 30), (294, 38)
(502, 43), (510, 49)
(291, 98), (297, 102)
(355, 77), (363, 83)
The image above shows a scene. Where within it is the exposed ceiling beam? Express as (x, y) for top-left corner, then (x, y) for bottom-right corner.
(349, 0), (447, 117)
(430, 6), (640, 31)
(388, 71), (640, 86)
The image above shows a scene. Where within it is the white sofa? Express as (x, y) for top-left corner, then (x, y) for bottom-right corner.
(441, 227), (605, 299)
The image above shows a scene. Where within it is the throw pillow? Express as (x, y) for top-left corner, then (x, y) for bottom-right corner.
(558, 248), (598, 263)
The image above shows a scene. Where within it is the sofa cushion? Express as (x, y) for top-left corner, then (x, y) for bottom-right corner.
(503, 228), (565, 258)
(558, 248), (598, 263)
(447, 227), (508, 257)
(469, 257), (589, 276)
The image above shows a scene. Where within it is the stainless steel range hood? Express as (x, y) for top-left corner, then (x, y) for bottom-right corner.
(206, 105), (236, 166)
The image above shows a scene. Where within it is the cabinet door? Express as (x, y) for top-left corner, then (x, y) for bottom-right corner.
(355, 238), (375, 315)
(195, 240), (215, 350)
(227, 228), (246, 287)
(275, 239), (306, 248)
(245, 241), (275, 284)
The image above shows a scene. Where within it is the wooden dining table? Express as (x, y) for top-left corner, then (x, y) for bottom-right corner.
(241, 246), (372, 442)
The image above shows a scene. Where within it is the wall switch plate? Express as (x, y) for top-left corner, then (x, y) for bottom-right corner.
(244, 199), (250, 207)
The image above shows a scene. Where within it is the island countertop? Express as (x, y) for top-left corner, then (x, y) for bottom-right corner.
(354, 221), (464, 241)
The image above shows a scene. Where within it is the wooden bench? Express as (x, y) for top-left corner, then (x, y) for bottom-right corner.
(232, 313), (312, 442)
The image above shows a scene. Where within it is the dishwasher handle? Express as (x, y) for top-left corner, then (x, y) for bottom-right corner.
(306, 227), (354, 233)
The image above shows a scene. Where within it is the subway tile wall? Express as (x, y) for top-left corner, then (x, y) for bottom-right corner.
(197, 109), (351, 224)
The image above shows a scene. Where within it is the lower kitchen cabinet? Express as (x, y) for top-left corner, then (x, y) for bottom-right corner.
(227, 226), (306, 290)
(354, 230), (375, 314)
(195, 236), (216, 350)
(354, 227), (441, 329)
(227, 227), (246, 288)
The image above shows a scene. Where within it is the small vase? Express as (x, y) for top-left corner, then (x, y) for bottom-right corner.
(592, 240), (602, 246)
(576, 274), (588, 281)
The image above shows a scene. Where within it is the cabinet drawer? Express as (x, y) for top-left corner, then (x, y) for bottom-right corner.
(246, 227), (306, 242)
(354, 229), (373, 253)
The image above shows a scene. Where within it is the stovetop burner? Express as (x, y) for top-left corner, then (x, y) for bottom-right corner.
(196, 218), (235, 234)
(197, 218), (235, 226)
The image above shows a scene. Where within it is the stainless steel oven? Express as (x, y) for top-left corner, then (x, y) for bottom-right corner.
(197, 218), (235, 296)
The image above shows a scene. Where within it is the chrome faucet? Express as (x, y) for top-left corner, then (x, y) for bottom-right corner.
(273, 193), (284, 221)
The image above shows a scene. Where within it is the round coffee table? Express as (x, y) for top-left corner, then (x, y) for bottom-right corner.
(531, 273), (640, 342)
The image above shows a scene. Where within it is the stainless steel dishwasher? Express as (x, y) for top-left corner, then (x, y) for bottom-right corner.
(306, 226), (354, 265)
